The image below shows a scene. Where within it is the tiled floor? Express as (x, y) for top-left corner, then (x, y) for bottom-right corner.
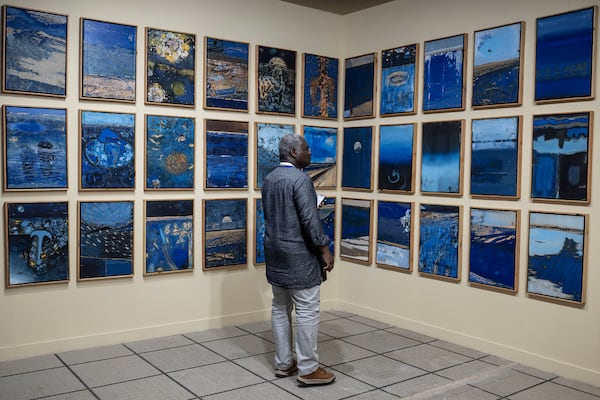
(1, 310), (599, 400)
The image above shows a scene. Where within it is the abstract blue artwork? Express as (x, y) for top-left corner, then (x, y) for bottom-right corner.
(204, 198), (247, 269)
(2, 6), (67, 96)
(473, 22), (523, 108)
(5, 202), (69, 287)
(471, 117), (520, 198)
(303, 125), (337, 188)
(3, 106), (67, 190)
(257, 45), (296, 115)
(423, 34), (466, 112)
(205, 119), (248, 189)
(80, 111), (135, 190)
(531, 112), (590, 203)
(535, 7), (596, 102)
(419, 204), (460, 281)
(344, 53), (376, 120)
(320, 197), (336, 256)
(205, 37), (249, 111)
(378, 124), (415, 192)
(81, 18), (136, 102)
(528, 212), (586, 305)
(342, 126), (373, 191)
(380, 44), (417, 116)
(145, 200), (193, 274)
(421, 121), (463, 195)
(79, 201), (133, 280)
(377, 201), (412, 271)
(469, 208), (518, 292)
(146, 115), (195, 190)
(340, 198), (372, 264)
(254, 199), (265, 265)
(255, 122), (295, 188)
(302, 53), (338, 119)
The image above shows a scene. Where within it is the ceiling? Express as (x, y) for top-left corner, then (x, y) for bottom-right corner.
(279, 0), (395, 15)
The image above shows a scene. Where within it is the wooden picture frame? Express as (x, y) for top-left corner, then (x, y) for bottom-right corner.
(256, 45), (296, 116)
(204, 36), (249, 112)
(255, 122), (295, 189)
(341, 126), (374, 192)
(2, 5), (67, 97)
(205, 119), (249, 190)
(302, 53), (339, 120)
(78, 201), (134, 281)
(145, 114), (195, 190)
(380, 44), (418, 116)
(3, 106), (68, 191)
(376, 200), (413, 272)
(340, 198), (373, 265)
(203, 198), (248, 270)
(302, 125), (337, 189)
(378, 123), (416, 193)
(344, 52), (376, 120)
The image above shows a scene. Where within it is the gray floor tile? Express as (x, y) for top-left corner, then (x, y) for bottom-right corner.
(0, 367), (85, 400)
(255, 328), (334, 343)
(321, 311), (345, 322)
(184, 326), (248, 342)
(327, 310), (358, 318)
(384, 327), (437, 343)
(237, 320), (272, 333)
(58, 344), (133, 365)
(169, 361), (264, 397)
(0, 354), (62, 377)
(343, 330), (420, 354)
(333, 355), (426, 387)
(317, 339), (377, 366)
(511, 363), (558, 380)
(39, 390), (97, 400)
(233, 352), (283, 382)
(92, 375), (194, 400)
(319, 319), (377, 338)
(70, 354), (161, 388)
(480, 354), (516, 367)
(203, 381), (300, 399)
(202, 334), (275, 359)
(436, 360), (499, 381)
(139, 343), (225, 372)
(344, 389), (401, 399)
(383, 373), (452, 397)
(508, 381), (600, 400)
(430, 340), (489, 359)
(385, 344), (472, 372)
(471, 367), (545, 397)
(348, 315), (394, 329)
(273, 371), (373, 400)
(421, 385), (500, 400)
(125, 334), (194, 353)
(553, 376), (600, 397)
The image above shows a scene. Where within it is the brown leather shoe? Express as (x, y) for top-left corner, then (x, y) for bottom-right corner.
(297, 367), (336, 385)
(275, 360), (297, 377)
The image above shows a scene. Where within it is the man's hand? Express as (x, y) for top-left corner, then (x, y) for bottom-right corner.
(319, 246), (334, 272)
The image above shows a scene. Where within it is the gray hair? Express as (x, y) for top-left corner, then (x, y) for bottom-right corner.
(279, 133), (304, 159)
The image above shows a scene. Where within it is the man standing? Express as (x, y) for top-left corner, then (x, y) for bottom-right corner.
(261, 133), (335, 386)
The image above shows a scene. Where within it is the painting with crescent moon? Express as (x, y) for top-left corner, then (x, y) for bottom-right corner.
(342, 126), (373, 191)
(380, 44), (418, 116)
(378, 123), (415, 193)
(203, 198), (247, 270)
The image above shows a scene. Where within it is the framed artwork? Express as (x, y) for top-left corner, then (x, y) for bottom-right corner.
(255, 122), (295, 189)
(4, 202), (69, 287)
(144, 200), (194, 275)
(145, 27), (195, 107)
(418, 204), (461, 281)
(320, 197), (336, 256)
(78, 201), (134, 280)
(3, 106), (67, 191)
(376, 201), (413, 272)
(472, 22), (524, 109)
(471, 116), (521, 199)
(302, 125), (337, 188)
(378, 123), (415, 193)
(205, 119), (249, 189)
(80, 18), (137, 102)
(469, 208), (519, 293)
(527, 211), (587, 306)
(79, 110), (135, 190)
(380, 44), (418, 116)
(340, 198), (373, 265)
(256, 45), (296, 116)
(420, 120), (464, 196)
(344, 53), (376, 120)
(342, 126), (373, 191)
(2, 6), (67, 97)
(422, 34), (466, 113)
(531, 112), (592, 204)
(302, 53), (338, 119)
(204, 36), (249, 112)
(254, 198), (265, 265)
(145, 115), (195, 190)
(203, 198), (247, 270)
(535, 7), (596, 103)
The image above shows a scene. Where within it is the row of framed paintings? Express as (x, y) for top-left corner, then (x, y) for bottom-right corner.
(2, 5), (596, 117)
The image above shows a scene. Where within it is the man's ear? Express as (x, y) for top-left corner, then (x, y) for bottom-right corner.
(289, 147), (298, 158)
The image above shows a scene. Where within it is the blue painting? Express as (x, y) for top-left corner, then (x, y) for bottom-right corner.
(2, 6), (67, 96)
(470, 208), (518, 292)
(205, 119), (248, 189)
(423, 34), (465, 112)
(377, 201), (412, 271)
(80, 111), (135, 189)
(471, 117), (519, 198)
(532, 112), (590, 202)
(380, 44), (417, 115)
(5, 202), (69, 287)
(79, 201), (133, 280)
(146, 28), (195, 107)
(303, 53), (338, 119)
(473, 22), (523, 108)
(205, 37), (249, 111)
(535, 7), (595, 102)
(528, 212), (586, 304)
(342, 126), (373, 190)
(320, 197), (336, 256)
(81, 19), (136, 102)
(379, 124), (414, 192)
(419, 204), (460, 280)
(421, 121), (462, 194)
(3, 106), (67, 190)
(204, 199), (247, 269)
(146, 115), (195, 189)
(340, 198), (372, 264)
(145, 200), (193, 274)
(254, 199), (265, 265)
(344, 53), (375, 120)
(257, 46), (296, 115)
(256, 123), (295, 188)
(303, 125), (337, 188)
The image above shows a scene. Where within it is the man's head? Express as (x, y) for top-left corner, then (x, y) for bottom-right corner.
(279, 133), (311, 169)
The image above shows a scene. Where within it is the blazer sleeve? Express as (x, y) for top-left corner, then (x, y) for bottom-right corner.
(293, 175), (330, 247)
